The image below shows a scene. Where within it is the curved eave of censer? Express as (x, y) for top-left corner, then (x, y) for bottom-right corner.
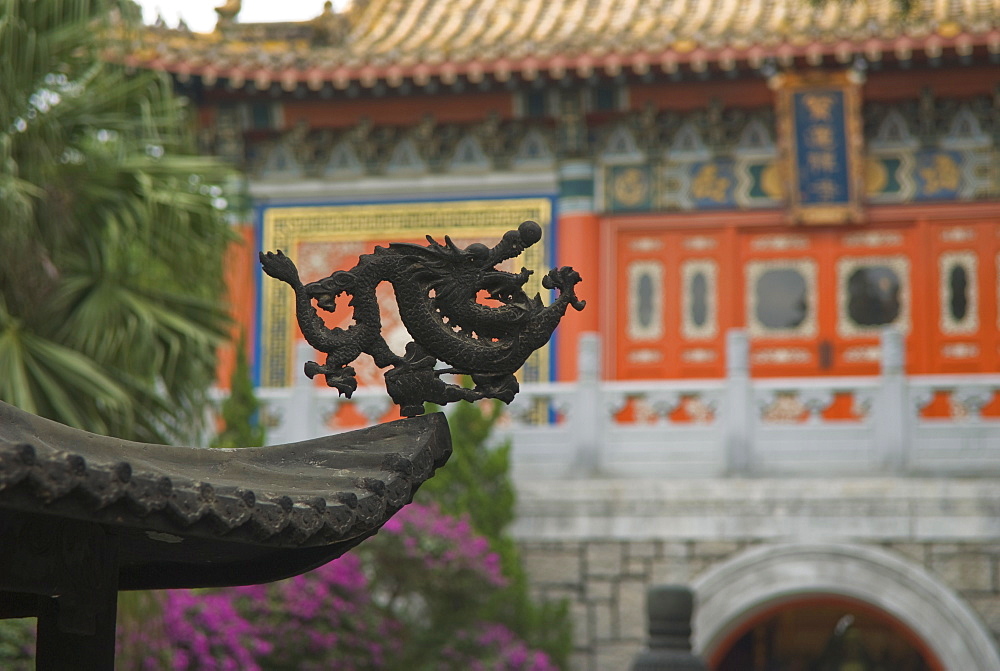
(0, 400), (451, 590)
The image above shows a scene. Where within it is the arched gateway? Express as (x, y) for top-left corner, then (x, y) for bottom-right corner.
(692, 543), (1000, 670)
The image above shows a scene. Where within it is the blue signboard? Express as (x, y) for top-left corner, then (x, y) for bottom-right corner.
(777, 71), (864, 225)
(792, 90), (852, 206)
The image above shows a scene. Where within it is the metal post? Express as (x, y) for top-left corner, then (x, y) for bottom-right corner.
(34, 524), (120, 670)
(724, 329), (752, 475)
(630, 585), (707, 671)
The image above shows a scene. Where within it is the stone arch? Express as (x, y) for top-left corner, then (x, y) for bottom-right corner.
(692, 542), (1000, 670)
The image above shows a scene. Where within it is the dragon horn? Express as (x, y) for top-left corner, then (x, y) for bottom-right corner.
(443, 235), (460, 252)
(425, 234), (442, 247)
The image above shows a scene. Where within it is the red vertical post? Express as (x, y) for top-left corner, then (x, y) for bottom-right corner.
(216, 222), (259, 388)
(556, 161), (601, 382)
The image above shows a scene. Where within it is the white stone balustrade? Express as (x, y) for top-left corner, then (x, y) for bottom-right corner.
(252, 330), (1000, 479)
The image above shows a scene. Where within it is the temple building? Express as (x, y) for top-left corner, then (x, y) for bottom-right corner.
(118, 0), (1000, 668)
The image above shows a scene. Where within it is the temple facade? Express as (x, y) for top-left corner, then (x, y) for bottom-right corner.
(121, 0), (1000, 667)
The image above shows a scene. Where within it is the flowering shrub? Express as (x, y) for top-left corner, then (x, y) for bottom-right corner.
(439, 624), (557, 671)
(380, 502), (505, 587)
(418, 400), (573, 667)
(111, 502), (556, 670)
(238, 552), (403, 670)
(0, 618), (33, 670)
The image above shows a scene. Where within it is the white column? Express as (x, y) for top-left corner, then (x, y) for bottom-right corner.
(286, 341), (320, 443)
(573, 332), (602, 476)
(724, 329), (752, 475)
(877, 327), (908, 472)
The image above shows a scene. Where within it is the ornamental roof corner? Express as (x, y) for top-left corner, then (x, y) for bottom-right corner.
(0, 400), (451, 590)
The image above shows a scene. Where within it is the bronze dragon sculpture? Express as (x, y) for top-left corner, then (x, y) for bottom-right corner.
(259, 220), (585, 417)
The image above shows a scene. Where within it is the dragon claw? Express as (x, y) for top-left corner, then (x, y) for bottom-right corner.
(541, 266), (586, 312)
(472, 373), (519, 404)
(303, 360), (323, 379)
(304, 360), (357, 397)
(326, 371), (358, 397)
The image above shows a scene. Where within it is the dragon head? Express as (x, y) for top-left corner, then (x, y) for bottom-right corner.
(387, 220), (544, 339)
(304, 270), (356, 312)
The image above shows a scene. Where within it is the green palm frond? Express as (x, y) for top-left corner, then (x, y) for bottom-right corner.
(0, 309), (129, 433)
(0, 0), (236, 444)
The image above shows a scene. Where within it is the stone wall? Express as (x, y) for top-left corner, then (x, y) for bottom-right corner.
(512, 478), (1000, 670)
(522, 539), (751, 670)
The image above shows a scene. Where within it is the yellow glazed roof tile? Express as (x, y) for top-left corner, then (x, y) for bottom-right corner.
(116, 0), (1000, 86)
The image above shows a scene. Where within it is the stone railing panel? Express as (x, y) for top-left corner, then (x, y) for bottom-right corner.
(750, 377), (882, 475)
(908, 376), (1000, 475)
(244, 330), (1000, 480)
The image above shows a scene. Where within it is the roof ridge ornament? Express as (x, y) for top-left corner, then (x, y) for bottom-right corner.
(215, 0), (241, 31)
(260, 221), (585, 417)
(311, 0), (352, 46)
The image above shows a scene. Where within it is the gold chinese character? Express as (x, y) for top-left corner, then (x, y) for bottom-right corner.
(691, 164), (731, 203)
(919, 154), (960, 195)
(807, 125), (835, 149)
(802, 94), (835, 121)
(811, 179), (840, 201)
(807, 151), (837, 172)
(613, 167), (648, 207)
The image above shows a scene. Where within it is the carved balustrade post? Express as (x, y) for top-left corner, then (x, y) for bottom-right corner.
(287, 340), (320, 442)
(573, 332), (603, 475)
(877, 327), (908, 473)
(724, 329), (752, 475)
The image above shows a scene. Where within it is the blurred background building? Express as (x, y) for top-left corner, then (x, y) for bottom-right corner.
(119, 0), (1000, 667)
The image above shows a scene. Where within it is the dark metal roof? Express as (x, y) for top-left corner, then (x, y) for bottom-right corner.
(0, 401), (451, 589)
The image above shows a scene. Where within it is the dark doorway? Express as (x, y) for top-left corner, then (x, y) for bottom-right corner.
(712, 595), (938, 671)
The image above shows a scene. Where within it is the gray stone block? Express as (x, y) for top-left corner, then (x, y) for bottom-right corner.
(931, 552), (994, 591)
(690, 541), (742, 559)
(587, 542), (624, 577)
(627, 541), (661, 559)
(586, 579), (615, 602)
(651, 557), (695, 584)
(594, 600), (615, 640)
(617, 578), (649, 642)
(524, 547), (582, 585)
(595, 642), (640, 671)
(571, 600), (592, 648)
(624, 557), (652, 579)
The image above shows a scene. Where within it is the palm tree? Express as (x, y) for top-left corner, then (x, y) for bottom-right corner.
(0, 0), (235, 443)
